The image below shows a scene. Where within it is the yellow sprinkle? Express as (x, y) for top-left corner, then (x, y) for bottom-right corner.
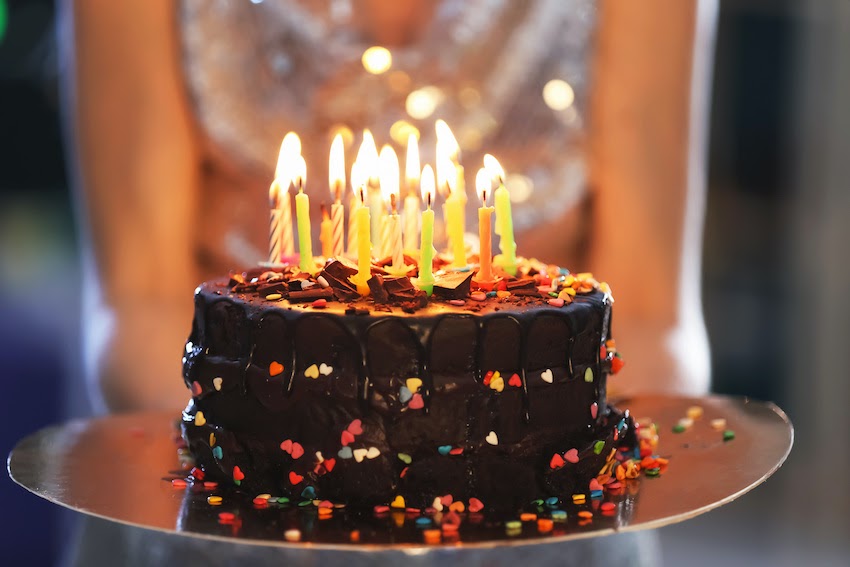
(194, 411), (206, 426)
(390, 495), (405, 509)
(571, 494), (586, 504)
(496, 290), (511, 299)
(209, 433), (216, 446)
(711, 418), (727, 431)
(256, 494), (271, 500)
(265, 293), (282, 300)
(406, 378), (423, 393)
(687, 406), (704, 420)
(207, 496), (223, 505)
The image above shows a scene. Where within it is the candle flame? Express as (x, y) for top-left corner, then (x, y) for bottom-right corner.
(329, 133), (345, 200)
(379, 145), (400, 208)
(476, 167), (493, 205)
(483, 154), (505, 184)
(405, 133), (420, 192)
(268, 180), (280, 208)
(356, 130), (380, 185)
(420, 164), (436, 209)
(274, 132), (302, 189)
(351, 160), (366, 197)
(436, 146), (456, 196)
(292, 155), (307, 192)
(435, 119), (460, 161)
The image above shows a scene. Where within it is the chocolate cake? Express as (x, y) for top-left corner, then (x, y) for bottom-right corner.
(181, 258), (631, 513)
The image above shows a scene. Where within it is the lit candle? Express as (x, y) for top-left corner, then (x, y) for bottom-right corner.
(403, 133), (420, 254)
(329, 133), (346, 258)
(474, 168), (495, 283)
(439, 147), (467, 268)
(273, 136), (296, 258)
(379, 145), (405, 272)
(349, 185), (372, 296)
(320, 203), (333, 258)
(484, 154), (517, 276)
(436, 119), (466, 205)
(292, 154), (314, 274)
(268, 180), (283, 264)
(357, 130), (384, 254)
(417, 165), (436, 295)
(347, 161), (362, 257)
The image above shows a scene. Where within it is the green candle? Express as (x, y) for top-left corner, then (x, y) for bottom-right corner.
(485, 154), (517, 276)
(293, 155), (315, 274)
(417, 165), (436, 295)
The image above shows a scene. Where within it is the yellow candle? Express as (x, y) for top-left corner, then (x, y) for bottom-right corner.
(329, 133), (346, 258)
(438, 149), (466, 267)
(320, 204), (332, 258)
(403, 133), (420, 253)
(292, 155), (314, 274)
(417, 165), (436, 295)
(474, 168), (494, 283)
(484, 154), (517, 276)
(350, 188), (372, 296)
(347, 162), (363, 257)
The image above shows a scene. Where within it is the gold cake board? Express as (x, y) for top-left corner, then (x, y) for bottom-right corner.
(7, 395), (792, 550)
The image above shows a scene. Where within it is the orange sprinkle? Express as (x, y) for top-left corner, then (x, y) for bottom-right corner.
(520, 512), (538, 522)
(578, 511), (593, 519)
(349, 530), (360, 542)
(537, 519), (554, 533)
(423, 529), (441, 544)
(203, 481), (218, 489)
(171, 479), (187, 488)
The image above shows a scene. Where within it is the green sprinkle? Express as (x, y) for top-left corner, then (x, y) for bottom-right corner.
(548, 291), (559, 298)
(584, 367), (594, 383)
(593, 440), (605, 454)
(297, 500), (313, 507)
(723, 430), (736, 442)
(276, 497), (290, 504)
(672, 424), (686, 434)
(530, 499), (544, 507)
(551, 510), (568, 521)
(505, 520), (522, 530)
(398, 453), (412, 464)
(645, 467), (660, 477)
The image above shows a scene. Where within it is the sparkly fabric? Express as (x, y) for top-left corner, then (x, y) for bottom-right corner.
(178, 0), (596, 269)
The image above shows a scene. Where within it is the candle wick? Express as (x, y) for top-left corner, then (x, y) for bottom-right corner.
(335, 183), (341, 204)
(427, 193), (432, 210)
(390, 193), (397, 215)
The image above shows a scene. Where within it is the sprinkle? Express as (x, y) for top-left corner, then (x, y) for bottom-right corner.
(711, 418), (727, 431)
(438, 445), (452, 456)
(544, 497), (559, 508)
(537, 518), (554, 533)
(319, 363), (333, 375)
(601, 502), (616, 512)
(578, 511), (593, 519)
(449, 501), (465, 513)
(548, 298), (565, 307)
(593, 440), (605, 454)
(194, 412), (206, 427)
(541, 369), (554, 383)
(284, 529), (301, 542)
(300, 486), (317, 500)
(564, 448), (579, 463)
(678, 417), (694, 429)
(645, 467), (661, 477)
(276, 497), (290, 504)
(316, 276), (329, 287)
(213, 377), (223, 390)
(584, 367), (594, 383)
(550, 453), (565, 469)
(218, 512), (235, 523)
(265, 293), (282, 301)
(203, 481), (218, 489)
(449, 299), (466, 306)
(520, 512), (538, 522)
(408, 393), (425, 409)
(207, 496), (223, 505)
(423, 529), (441, 544)
(723, 429), (736, 442)
(171, 479), (187, 488)
(505, 520), (522, 530)
(269, 361), (284, 377)
(406, 377), (423, 392)
(486, 291), (497, 297)
(253, 497), (269, 507)
(349, 530), (360, 542)
(398, 453), (412, 464)
(468, 497), (484, 513)
(297, 500), (313, 507)
(390, 495), (405, 509)
(470, 291), (487, 301)
(551, 510), (567, 521)
(672, 424), (686, 434)
(373, 505), (390, 514)
(415, 517), (432, 528)
(232, 466), (245, 481)
(257, 493), (272, 500)
(572, 494), (586, 504)
(687, 405), (704, 420)
(304, 364), (320, 379)
(318, 507), (333, 518)
(496, 290), (511, 298)
(312, 298), (327, 309)
(485, 431), (499, 445)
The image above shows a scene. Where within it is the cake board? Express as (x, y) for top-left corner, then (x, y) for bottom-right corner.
(7, 394), (792, 551)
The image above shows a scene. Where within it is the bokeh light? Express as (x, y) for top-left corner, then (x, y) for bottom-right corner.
(362, 46), (392, 75)
(542, 79), (575, 111)
(405, 86), (444, 120)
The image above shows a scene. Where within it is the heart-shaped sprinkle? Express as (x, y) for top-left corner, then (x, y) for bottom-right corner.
(290, 442), (304, 460)
(432, 497), (444, 512)
(508, 373), (522, 387)
(347, 419), (363, 435)
(541, 369), (554, 384)
(194, 412), (206, 426)
(590, 402), (598, 419)
(209, 433), (216, 446)
(304, 364), (320, 379)
(288, 471), (303, 485)
(341, 430), (355, 446)
(366, 447), (381, 459)
(449, 447), (464, 455)
(441, 494), (453, 506)
(406, 377), (423, 392)
(390, 495), (405, 508)
(489, 375), (504, 392)
(301, 486), (316, 500)
(584, 367), (594, 383)
(438, 445), (452, 456)
(233, 466), (245, 481)
(408, 393), (424, 410)
(338, 446), (353, 459)
(468, 498), (484, 513)
(353, 448), (368, 463)
(399, 386), (413, 404)
(550, 453), (565, 469)
(322, 458), (335, 473)
(213, 377), (223, 391)
(398, 453), (412, 464)
(212, 446), (223, 460)
(191, 381), (203, 397)
(269, 361), (284, 377)
(589, 478), (603, 492)
(449, 501), (465, 513)
(280, 439), (293, 452)
(564, 448), (580, 463)
(319, 363), (333, 376)
(485, 431), (499, 445)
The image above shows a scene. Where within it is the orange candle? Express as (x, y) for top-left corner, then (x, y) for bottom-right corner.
(474, 168), (494, 283)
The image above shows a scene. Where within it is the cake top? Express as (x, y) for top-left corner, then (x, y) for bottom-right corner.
(208, 254), (614, 318)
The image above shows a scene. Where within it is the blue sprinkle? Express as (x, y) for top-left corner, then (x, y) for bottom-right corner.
(301, 486), (317, 500)
(212, 446), (223, 460)
(415, 517), (432, 528)
(338, 446), (353, 459)
(590, 490), (603, 499)
(438, 445), (452, 456)
(487, 291), (497, 297)
(399, 386), (413, 404)
(545, 497), (560, 508)
(452, 266), (471, 273)
(560, 268), (570, 276)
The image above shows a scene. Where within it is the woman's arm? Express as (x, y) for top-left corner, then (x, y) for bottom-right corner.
(65, 0), (199, 411)
(589, 0), (716, 395)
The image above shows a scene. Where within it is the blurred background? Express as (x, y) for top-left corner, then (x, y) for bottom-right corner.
(1, 0), (848, 565)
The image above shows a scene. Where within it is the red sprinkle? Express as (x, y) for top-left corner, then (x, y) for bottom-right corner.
(171, 479), (187, 488)
(203, 481), (219, 489)
(449, 447), (464, 455)
(312, 299), (327, 309)
(218, 512), (235, 523)
(190, 467), (205, 481)
(601, 502), (616, 512)
(252, 497), (269, 507)
(373, 505), (390, 514)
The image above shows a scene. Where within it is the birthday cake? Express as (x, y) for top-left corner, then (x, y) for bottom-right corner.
(180, 258), (632, 512)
